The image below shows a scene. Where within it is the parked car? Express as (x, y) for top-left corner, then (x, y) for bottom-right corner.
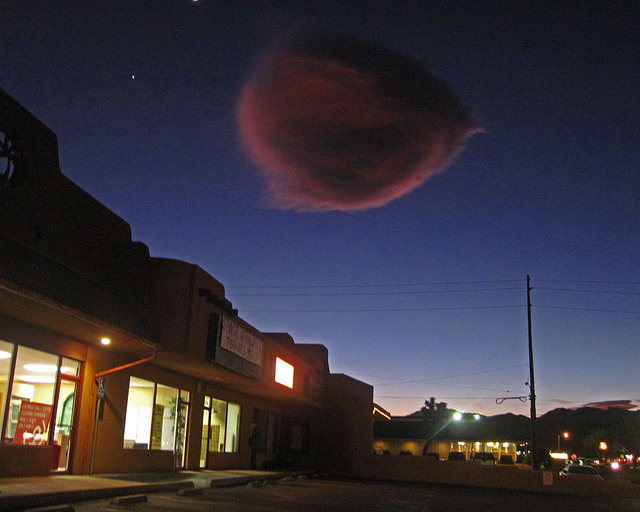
(472, 452), (495, 465)
(448, 451), (466, 461)
(559, 464), (603, 480)
(498, 455), (515, 465)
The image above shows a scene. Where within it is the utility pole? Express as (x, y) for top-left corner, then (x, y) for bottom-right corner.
(527, 275), (538, 469)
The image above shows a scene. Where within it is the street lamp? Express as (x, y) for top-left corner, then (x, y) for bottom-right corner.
(558, 431), (569, 452)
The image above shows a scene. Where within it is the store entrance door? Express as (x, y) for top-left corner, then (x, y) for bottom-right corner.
(200, 400), (210, 468)
(53, 377), (77, 471)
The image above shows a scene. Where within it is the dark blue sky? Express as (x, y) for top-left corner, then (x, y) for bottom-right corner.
(3, 1), (639, 416)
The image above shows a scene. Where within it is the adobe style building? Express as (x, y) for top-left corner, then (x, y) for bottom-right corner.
(0, 87), (373, 477)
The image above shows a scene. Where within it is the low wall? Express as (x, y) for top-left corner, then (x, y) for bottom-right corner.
(349, 455), (640, 496)
(0, 445), (53, 477)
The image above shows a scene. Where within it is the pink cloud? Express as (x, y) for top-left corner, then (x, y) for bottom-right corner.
(237, 31), (481, 211)
(579, 400), (639, 410)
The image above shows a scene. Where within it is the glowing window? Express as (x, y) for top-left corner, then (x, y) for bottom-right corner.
(275, 358), (294, 389)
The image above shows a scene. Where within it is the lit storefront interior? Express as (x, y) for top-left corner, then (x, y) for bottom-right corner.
(123, 377), (190, 466)
(0, 341), (81, 471)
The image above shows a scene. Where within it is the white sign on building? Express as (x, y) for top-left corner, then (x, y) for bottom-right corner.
(220, 316), (263, 367)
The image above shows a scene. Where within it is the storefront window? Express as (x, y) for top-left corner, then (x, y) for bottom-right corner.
(174, 390), (189, 467)
(0, 340), (15, 440)
(209, 398), (227, 453)
(123, 377), (154, 449)
(60, 357), (80, 377)
(6, 346), (58, 444)
(225, 402), (240, 453)
(152, 384), (178, 451)
(124, 377), (189, 456)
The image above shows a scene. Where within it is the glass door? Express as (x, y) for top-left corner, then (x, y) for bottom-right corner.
(53, 358), (81, 471)
(200, 397), (210, 468)
(53, 379), (76, 471)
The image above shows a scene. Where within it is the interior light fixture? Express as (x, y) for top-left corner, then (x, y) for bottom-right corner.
(0, 350), (11, 359)
(101, 337), (111, 345)
(21, 375), (56, 384)
(24, 364), (58, 373)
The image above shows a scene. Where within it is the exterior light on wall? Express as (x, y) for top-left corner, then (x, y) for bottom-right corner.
(275, 357), (294, 388)
(101, 337), (111, 345)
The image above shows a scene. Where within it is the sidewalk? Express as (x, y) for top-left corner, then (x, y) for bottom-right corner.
(0, 469), (309, 511)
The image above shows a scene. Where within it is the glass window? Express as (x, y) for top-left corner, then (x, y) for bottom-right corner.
(0, 340), (15, 441)
(200, 397), (210, 467)
(123, 377), (154, 449)
(7, 346), (58, 444)
(203, 396), (241, 456)
(209, 398), (227, 453)
(60, 357), (80, 377)
(174, 390), (189, 467)
(152, 384), (177, 451)
(124, 378), (189, 456)
(225, 402), (241, 453)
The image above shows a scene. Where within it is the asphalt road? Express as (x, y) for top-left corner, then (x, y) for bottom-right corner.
(69, 477), (640, 512)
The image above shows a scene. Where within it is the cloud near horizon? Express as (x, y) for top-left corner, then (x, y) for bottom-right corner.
(578, 400), (638, 410)
(237, 31), (481, 211)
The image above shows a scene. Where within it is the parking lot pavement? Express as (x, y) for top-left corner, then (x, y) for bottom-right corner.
(0, 470), (304, 511)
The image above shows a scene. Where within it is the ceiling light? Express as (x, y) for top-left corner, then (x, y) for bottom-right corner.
(21, 375), (56, 384)
(24, 364), (57, 373)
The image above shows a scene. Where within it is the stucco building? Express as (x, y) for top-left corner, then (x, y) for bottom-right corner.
(0, 88), (373, 477)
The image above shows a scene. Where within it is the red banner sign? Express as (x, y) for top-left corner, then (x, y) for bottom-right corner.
(12, 401), (52, 445)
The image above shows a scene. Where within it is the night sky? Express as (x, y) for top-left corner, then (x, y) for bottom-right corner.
(3, 1), (639, 417)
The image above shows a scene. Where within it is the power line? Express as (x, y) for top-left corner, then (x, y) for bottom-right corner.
(372, 363), (529, 387)
(533, 304), (640, 314)
(242, 305), (526, 313)
(535, 279), (640, 285)
(536, 287), (640, 296)
(227, 279), (521, 290)
(230, 287), (521, 297)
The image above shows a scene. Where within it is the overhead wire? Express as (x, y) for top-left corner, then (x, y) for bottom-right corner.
(228, 277), (636, 404)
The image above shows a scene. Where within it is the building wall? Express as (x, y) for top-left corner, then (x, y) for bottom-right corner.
(0, 87), (373, 478)
(319, 374), (374, 475)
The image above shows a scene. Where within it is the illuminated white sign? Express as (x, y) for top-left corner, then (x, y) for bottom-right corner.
(220, 317), (263, 366)
(275, 357), (294, 389)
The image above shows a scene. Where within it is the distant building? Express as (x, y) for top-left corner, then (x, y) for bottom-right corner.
(0, 88), (372, 477)
(373, 412), (530, 461)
